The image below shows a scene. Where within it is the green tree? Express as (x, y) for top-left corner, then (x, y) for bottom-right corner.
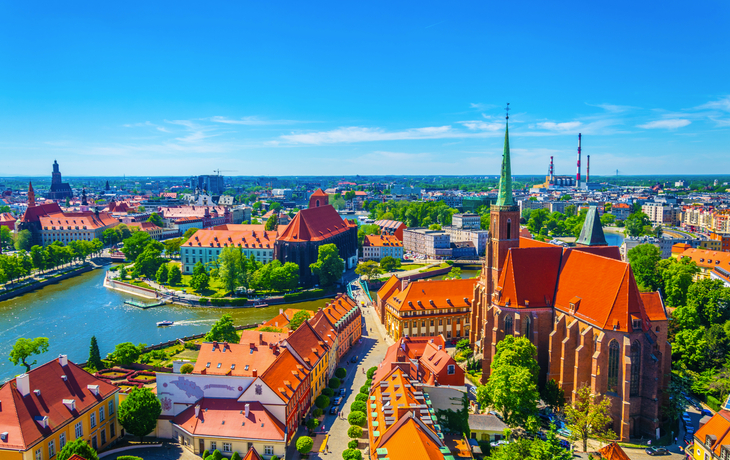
(183, 227), (199, 241)
(531, 426), (573, 460)
(625, 211), (651, 237)
(190, 272), (210, 293)
(564, 385), (615, 452)
(155, 263), (169, 284)
(122, 231), (152, 261)
(132, 244), (165, 278)
(30, 245), (46, 273)
(112, 342), (145, 365)
(57, 438), (99, 460)
(0, 226), (13, 250)
(541, 379), (565, 412)
(348, 410), (366, 426)
(627, 243), (662, 291)
(265, 213), (278, 231)
(289, 310), (311, 331)
(444, 266), (462, 280)
(118, 387), (162, 441)
(379, 256), (400, 272)
(355, 260), (383, 280)
(347, 425), (362, 438)
(180, 363), (194, 374)
(335, 367), (347, 379)
(342, 449), (362, 460)
(164, 238), (182, 258)
(310, 243), (345, 286)
(328, 377), (341, 389)
(296, 436), (314, 456)
(306, 417), (320, 431)
(350, 401), (366, 413)
(477, 336), (540, 428)
(14, 229), (32, 251)
(9, 337), (49, 372)
(658, 257), (699, 309)
(168, 264), (182, 285)
(147, 212), (164, 227)
(119, 265), (128, 281)
(218, 247), (248, 292)
(205, 314), (239, 343)
(88, 336), (103, 371)
(315, 395), (330, 409)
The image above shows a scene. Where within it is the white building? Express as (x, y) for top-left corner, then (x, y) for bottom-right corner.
(181, 228), (277, 273)
(362, 234), (404, 261)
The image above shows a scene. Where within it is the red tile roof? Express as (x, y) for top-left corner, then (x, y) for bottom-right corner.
(0, 358), (118, 451)
(278, 205), (356, 243)
(640, 292), (667, 322)
(284, 322), (328, 368)
(260, 348), (309, 404)
(183, 228), (278, 249)
(389, 279), (475, 313)
(308, 310), (338, 348)
(495, 247), (563, 309)
(39, 211), (119, 230)
(172, 399), (285, 442)
(694, 411), (730, 457)
(258, 308), (305, 331)
(19, 202), (63, 223)
(364, 234), (403, 248)
(193, 342), (281, 377)
(242, 448), (264, 460)
(323, 294), (358, 325)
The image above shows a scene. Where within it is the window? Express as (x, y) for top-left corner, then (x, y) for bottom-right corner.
(506, 219), (512, 239)
(75, 422), (83, 438)
(430, 320), (434, 326)
(108, 401), (114, 415)
(48, 440), (55, 458)
(630, 341), (641, 396)
(110, 423), (115, 438)
(91, 436), (97, 450)
(421, 321), (425, 328)
(524, 316), (532, 340)
(59, 433), (66, 449)
(90, 413), (97, 429)
(100, 429), (106, 445)
(210, 442), (216, 451)
(448, 365), (455, 375)
(447, 318), (451, 325)
(504, 315), (513, 335)
(264, 446), (274, 455)
(439, 319), (443, 326)
(223, 443), (232, 452)
(36, 449), (42, 460)
(607, 340), (620, 392)
(99, 406), (105, 422)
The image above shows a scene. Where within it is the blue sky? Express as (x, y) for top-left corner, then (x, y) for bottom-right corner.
(1, 1), (728, 177)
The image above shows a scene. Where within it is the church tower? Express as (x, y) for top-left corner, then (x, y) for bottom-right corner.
(28, 181), (36, 207)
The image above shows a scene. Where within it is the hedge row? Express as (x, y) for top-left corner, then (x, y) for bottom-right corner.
(283, 289), (325, 302)
(198, 298), (248, 306)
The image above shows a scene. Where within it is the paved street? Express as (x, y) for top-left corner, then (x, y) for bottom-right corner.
(101, 443), (199, 460)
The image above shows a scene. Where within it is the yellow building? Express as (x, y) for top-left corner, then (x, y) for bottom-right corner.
(671, 243), (730, 281)
(0, 356), (120, 460)
(693, 411), (730, 459)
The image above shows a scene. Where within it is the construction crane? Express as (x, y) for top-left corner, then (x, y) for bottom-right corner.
(214, 169), (236, 176)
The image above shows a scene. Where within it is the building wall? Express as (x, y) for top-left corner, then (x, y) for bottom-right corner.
(384, 306), (471, 341)
(182, 246), (273, 274)
(172, 430), (286, 459)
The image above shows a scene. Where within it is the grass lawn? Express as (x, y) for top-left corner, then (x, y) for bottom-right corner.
(419, 263), (451, 273)
(394, 263), (428, 272)
(133, 374), (157, 381)
(97, 370), (129, 378)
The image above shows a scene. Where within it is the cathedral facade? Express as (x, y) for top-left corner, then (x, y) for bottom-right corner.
(470, 121), (671, 440)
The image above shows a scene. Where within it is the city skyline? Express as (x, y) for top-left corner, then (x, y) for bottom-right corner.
(1, 1), (728, 176)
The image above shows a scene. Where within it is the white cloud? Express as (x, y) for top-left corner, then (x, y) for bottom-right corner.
(536, 121), (582, 131)
(587, 103), (637, 113)
(637, 119), (691, 129)
(280, 126), (455, 144)
(459, 120), (503, 131)
(696, 96), (730, 112)
(209, 116), (303, 125)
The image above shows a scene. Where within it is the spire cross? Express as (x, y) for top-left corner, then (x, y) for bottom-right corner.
(505, 103), (510, 120)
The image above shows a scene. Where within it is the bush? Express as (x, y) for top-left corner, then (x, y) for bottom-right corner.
(313, 408), (323, 418)
(366, 366), (378, 379)
(347, 425), (363, 438)
(315, 395), (330, 409)
(202, 450), (210, 460)
(213, 450), (223, 460)
(296, 436), (314, 455)
(342, 448), (362, 460)
(57, 439), (100, 460)
(306, 417), (320, 431)
(335, 367), (347, 379)
(347, 440), (359, 449)
(355, 393), (368, 402)
(348, 410), (366, 427)
(270, 457), (279, 460)
(283, 289), (325, 302)
(231, 453), (242, 460)
(199, 298), (209, 305)
(365, 379), (372, 387)
(359, 385), (369, 394)
(322, 387), (335, 397)
(328, 377), (341, 389)
(350, 401), (366, 413)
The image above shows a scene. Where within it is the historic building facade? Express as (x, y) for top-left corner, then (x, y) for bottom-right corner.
(47, 160), (73, 201)
(469, 119), (671, 441)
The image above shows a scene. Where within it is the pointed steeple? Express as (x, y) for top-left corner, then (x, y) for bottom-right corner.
(28, 181), (36, 207)
(495, 117), (514, 207)
(81, 188), (88, 206)
(576, 206), (607, 246)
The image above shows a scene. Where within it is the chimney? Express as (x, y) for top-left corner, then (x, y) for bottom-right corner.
(34, 389), (41, 397)
(252, 369), (257, 377)
(576, 133), (582, 187)
(63, 399), (76, 411)
(259, 332), (264, 345)
(16, 374), (30, 396)
(279, 308), (284, 315)
(587, 155), (590, 184)
(87, 384), (100, 396)
(194, 404), (201, 417)
(34, 416), (49, 429)
(245, 403), (250, 417)
(58, 355), (68, 367)
(61, 375), (67, 381)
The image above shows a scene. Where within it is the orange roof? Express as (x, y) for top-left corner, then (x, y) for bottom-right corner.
(323, 294), (358, 325)
(172, 399), (285, 442)
(373, 336), (447, 384)
(126, 221), (162, 232)
(308, 310), (338, 348)
(518, 236), (557, 248)
(378, 275), (401, 298)
(242, 448), (264, 460)
(260, 348), (309, 404)
(675, 247), (730, 271)
(613, 203), (631, 209)
(239, 330), (289, 346)
(183, 228), (278, 249)
(193, 342), (281, 377)
(364, 234), (403, 248)
(694, 411), (730, 457)
(284, 322), (328, 368)
(672, 242), (692, 253)
(640, 292), (667, 322)
(597, 442), (631, 460)
(0, 358), (119, 451)
(495, 247), (563, 309)
(388, 278), (475, 313)
(39, 211), (119, 230)
(419, 341), (460, 383)
(259, 308), (305, 331)
(278, 205), (356, 242)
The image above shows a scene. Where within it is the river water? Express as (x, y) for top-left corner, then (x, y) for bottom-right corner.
(0, 266), (331, 382)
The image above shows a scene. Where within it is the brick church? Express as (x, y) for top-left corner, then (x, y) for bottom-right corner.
(470, 118), (671, 440)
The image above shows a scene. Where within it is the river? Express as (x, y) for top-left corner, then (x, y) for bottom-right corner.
(0, 266), (331, 382)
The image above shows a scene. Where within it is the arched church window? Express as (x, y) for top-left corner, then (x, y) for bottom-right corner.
(607, 340), (620, 393)
(630, 341), (641, 396)
(524, 315), (532, 340)
(504, 315), (513, 335)
(506, 219), (512, 239)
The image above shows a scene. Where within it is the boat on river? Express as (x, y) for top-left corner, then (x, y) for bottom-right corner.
(156, 320), (174, 327)
(253, 300), (269, 308)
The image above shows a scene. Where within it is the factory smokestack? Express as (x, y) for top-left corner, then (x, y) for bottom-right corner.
(587, 155), (590, 184)
(549, 156), (554, 180)
(576, 133), (582, 187)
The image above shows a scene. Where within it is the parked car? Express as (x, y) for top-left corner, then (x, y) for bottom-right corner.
(686, 424), (695, 435)
(559, 440), (571, 450)
(329, 406), (338, 415)
(557, 428), (572, 438)
(350, 356), (358, 363)
(333, 396), (342, 405)
(338, 388), (346, 396)
(645, 447), (669, 456)
(701, 409), (713, 417)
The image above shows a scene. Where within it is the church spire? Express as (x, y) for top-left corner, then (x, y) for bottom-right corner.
(495, 105), (514, 207)
(28, 181), (36, 207)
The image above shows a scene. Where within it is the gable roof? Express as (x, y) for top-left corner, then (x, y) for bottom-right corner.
(172, 399), (285, 442)
(193, 342), (281, 377)
(388, 279), (475, 313)
(640, 292), (668, 322)
(242, 447), (264, 460)
(377, 275), (401, 300)
(597, 442), (632, 460)
(278, 204), (356, 242)
(19, 202), (63, 223)
(308, 310), (337, 348)
(364, 234), (403, 248)
(0, 358), (118, 451)
(576, 206), (608, 246)
(260, 348), (309, 404)
(323, 294), (358, 326)
(284, 321), (328, 368)
(495, 247), (563, 309)
(694, 411), (730, 458)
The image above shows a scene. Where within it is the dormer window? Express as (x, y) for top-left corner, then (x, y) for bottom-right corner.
(632, 318), (642, 331)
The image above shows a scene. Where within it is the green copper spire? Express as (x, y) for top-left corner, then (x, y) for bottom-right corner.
(495, 118), (514, 207)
